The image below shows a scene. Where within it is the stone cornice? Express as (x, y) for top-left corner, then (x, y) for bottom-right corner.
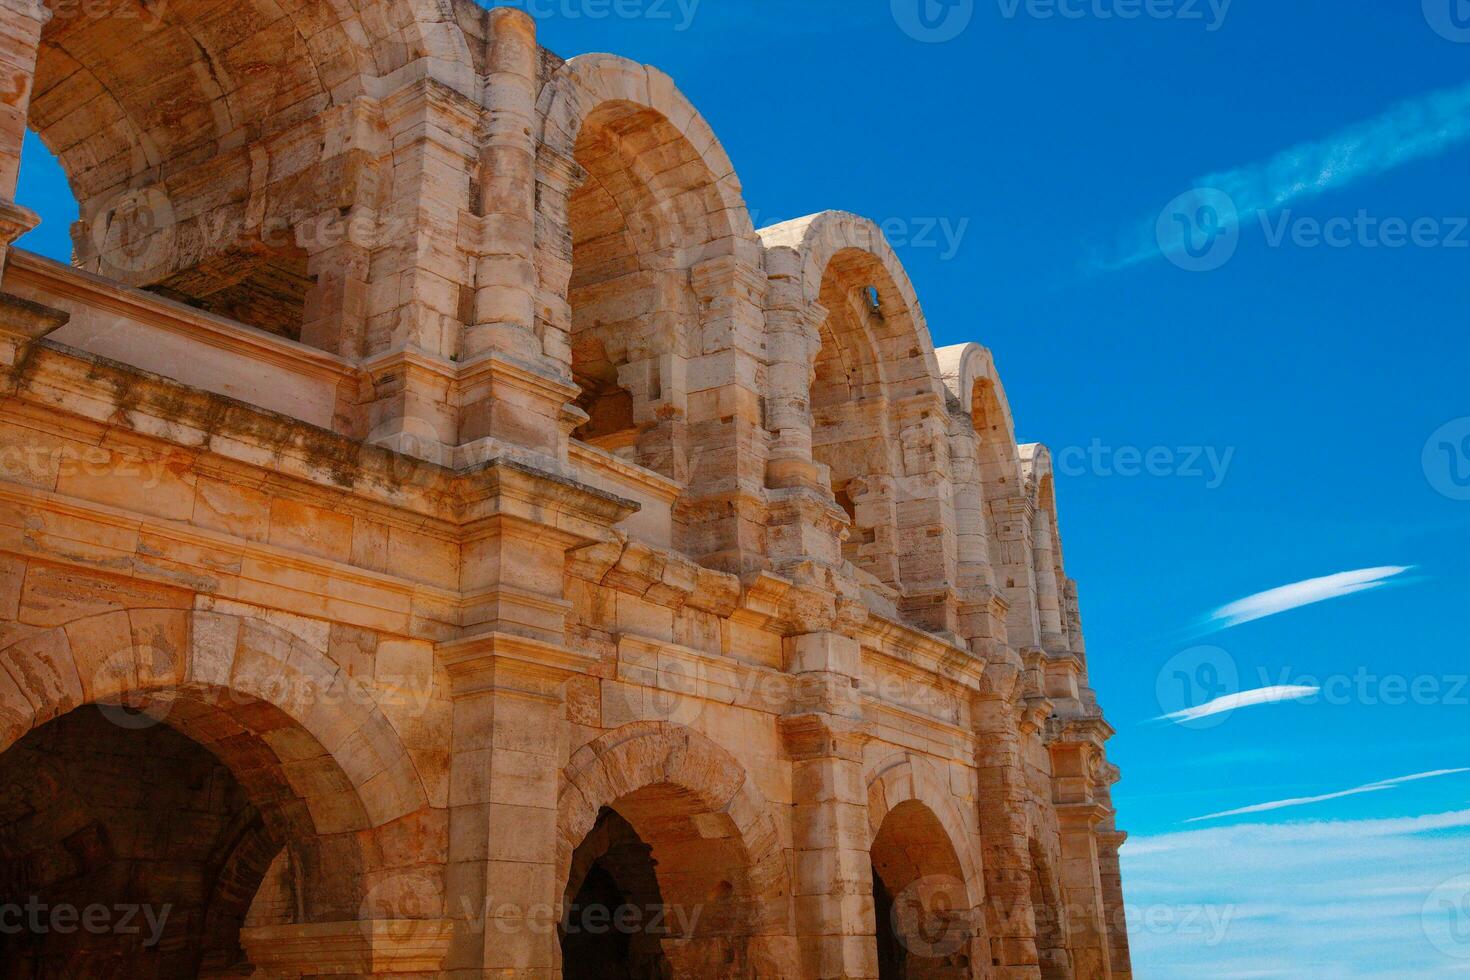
(779, 712), (869, 761)
(240, 919), (454, 976)
(436, 630), (600, 699)
(569, 440), (682, 508)
(0, 481), (461, 618)
(8, 251), (358, 388)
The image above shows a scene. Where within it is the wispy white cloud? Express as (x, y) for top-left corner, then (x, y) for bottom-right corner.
(1187, 769), (1470, 823)
(1207, 566), (1413, 630)
(1157, 685), (1319, 724)
(1121, 808), (1470, 978)
(1092, 81), (1470, 271)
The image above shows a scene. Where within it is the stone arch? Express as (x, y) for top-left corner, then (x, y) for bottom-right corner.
(938, 342), (1036, 647)
(0, 608), (438, 945)
(760, 212), (954, 619)
(32, 0), (469, 201)
(866, 754), (984, 979)
(25, 0), (471, 342)
(0, 609), (428, 822)
(761, 211), (946, 405)
(537, 54), (751, 233)
(536, 54), (756, 485)
(557, 721), (792, 977)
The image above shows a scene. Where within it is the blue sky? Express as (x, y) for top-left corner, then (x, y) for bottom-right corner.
(15, 2), (1470, 976)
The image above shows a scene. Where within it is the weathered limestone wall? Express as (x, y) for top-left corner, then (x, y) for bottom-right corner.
(0, 6), (1129, 978)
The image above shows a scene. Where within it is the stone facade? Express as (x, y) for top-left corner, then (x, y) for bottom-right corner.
(0, 4), (1130, 977)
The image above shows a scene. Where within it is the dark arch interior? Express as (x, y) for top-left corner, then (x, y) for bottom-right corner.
(869, 800), (973, 980)
(560, 807), (673, 980)
(0, 707), (276, 977)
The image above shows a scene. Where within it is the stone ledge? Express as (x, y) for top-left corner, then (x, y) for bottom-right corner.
(240, 919), (454, 976)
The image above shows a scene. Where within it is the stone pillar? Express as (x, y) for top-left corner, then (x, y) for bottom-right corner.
(782, 631), (878, 979)
(297, 99), (387, 360)
(990, 493), (1040, 649)
(1048, 729), (1115, 980)
(1054, 804), (1112, 980)
(452, 11), (581, 467)
(764, 281), (825, 491)
(1095, 765), (1132, 980)
(973, 691), (1043, 980)
(0, 0), (47, 277)
(893, 391), (960, 636)
(437, 632), (596, 979)
(465, 6), (539, 365)
(1097, 829), (1132, 980)
(437, 460), (634, 978)
(681, 251), (770, 572)
(1031, 505), (1066, 651)
(359, 79), (481, 460)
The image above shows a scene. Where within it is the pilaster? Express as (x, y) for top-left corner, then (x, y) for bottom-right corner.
(437, 631), (599, 978)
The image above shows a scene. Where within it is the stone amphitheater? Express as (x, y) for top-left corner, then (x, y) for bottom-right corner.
(0, 3), (1129, 977)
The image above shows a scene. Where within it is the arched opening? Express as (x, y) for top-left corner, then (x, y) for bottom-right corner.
(560, 808), (674, 980)
(1029, 839), (1071, 980)
(12, 129), (77, 264)
(811, 250), (900, 588)
(0, 693), (365, 977)
(19, 0), (404, 347)
(560, 784), (762, 978)
(869, 800), (973, 980)
(565, 100), (726, 481)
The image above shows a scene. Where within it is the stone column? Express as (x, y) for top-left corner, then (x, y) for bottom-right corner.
(1095, 767), (1132, 980)
(782, 631), (878, 979)
(1054, 803), (1112, 980)
(763, 275), (825, 491)
(893, 391), (960, 637)
(359, 78), (481, 460)
(437, 460), (634, 978)
(681, 251), (770, 572)
(1097, 828), (1132, 980)
(1031, 505), (1066, 651)
(0, 0), (47, 277)
(989, 493), (1040, 649)
(451, 10), (581, 467)
(465, 6), (539, 365)
(437, 632), (597, 979)
(973, 689), (1043, 980)
(1048, 729), (1115, 980)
